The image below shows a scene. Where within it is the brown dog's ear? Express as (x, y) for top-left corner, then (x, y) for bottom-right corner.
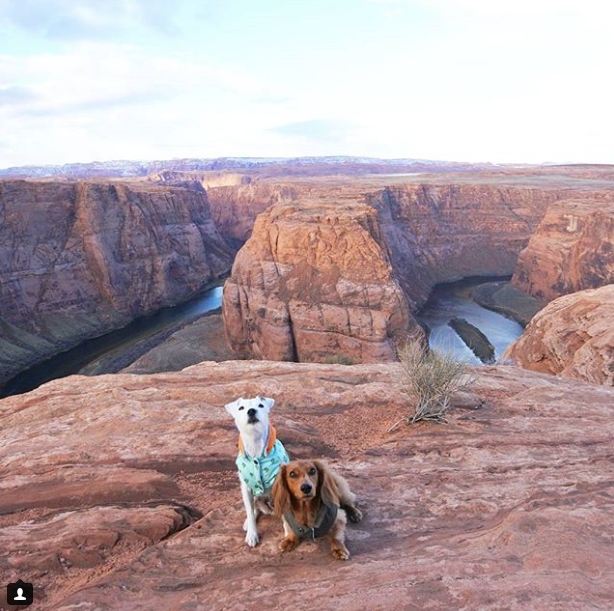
(272, 464), (291, 517)
(315, 460), (341, 506)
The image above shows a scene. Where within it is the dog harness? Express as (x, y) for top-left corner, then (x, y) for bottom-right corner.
(236, 424), (289, 497)
(284, 502), (338, 540)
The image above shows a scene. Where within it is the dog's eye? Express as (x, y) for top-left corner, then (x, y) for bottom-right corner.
(288, 471), (298, 478)
(258, 403), (264, 408)
(308, 467), (317, 476)
(238, 406), (244, 411)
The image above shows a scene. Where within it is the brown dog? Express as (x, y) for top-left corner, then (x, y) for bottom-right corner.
(272, 459), (363, 560)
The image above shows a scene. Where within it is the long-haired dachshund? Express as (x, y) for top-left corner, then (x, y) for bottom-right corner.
(272, 459), (363, 560)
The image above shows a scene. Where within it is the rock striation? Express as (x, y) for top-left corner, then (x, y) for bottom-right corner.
(0, 179), (234, 384)
(503, 283), (614, 385)
(1, 360), (613, 610)
(511, 198), (614, 301)
(369, 183), (568, 307)
(222, 181), (573, 362)
(222, 199), (417, 363)
(206, 181), (299, 245)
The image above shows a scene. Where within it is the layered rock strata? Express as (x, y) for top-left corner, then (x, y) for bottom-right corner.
(0, 180), (234, 383)
(369, 183), (568, 307)
(223, 182), (570, 362)
(223, 200), (417, 363)
(206, 181), (298, 245)
(511, 198), (614, 301)
(1, 361), (613, 609)
(503, 283), (614, 385)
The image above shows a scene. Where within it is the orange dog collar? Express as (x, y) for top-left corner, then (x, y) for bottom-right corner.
(237, 423), (277, 456)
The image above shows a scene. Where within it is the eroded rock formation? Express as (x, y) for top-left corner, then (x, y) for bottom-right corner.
(369, 183), (568, 306)
(511, 198), (614, 301)
(503, 284), (614, 385)
(222, 180), (574, 362)
(223, 200), (416, 362)
(0, 179), (234, 383)
(206, 181), (298, 245)
(1, 360), (613, 609)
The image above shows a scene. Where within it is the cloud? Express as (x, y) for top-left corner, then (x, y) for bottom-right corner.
(271, 119), (353, 143)
(0, 39), (290, 166)
(0, 85), (38, 106)
(0, 0), (185, 40)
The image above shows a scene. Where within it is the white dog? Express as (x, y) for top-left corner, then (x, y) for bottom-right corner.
(225, 395), (290, 547)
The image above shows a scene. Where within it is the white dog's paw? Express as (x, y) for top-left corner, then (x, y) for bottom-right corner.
(243, 518), (249, 532)
(245, 530), (259, 547)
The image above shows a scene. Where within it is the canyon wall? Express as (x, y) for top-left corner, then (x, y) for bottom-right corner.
(511, 198), (614, 301)
(206, 181), (299, 245)
(0, 180), (234, 383)
(222, 200), (417, 363)
(369, 183), (569, 307)
(503, 284), (614, 385)
(223, 181), (572, 362)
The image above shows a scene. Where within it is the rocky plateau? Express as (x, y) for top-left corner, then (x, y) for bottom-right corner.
(1, 360), (613, 610)
(2, 163), (614, 611)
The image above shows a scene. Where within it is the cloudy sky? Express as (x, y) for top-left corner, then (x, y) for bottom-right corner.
(0, 0), (612, 168)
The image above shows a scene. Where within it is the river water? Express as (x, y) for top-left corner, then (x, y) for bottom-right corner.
(416, 278), (523, 364)
(0, 286), (223, 398)
(1, 278), (522, 398)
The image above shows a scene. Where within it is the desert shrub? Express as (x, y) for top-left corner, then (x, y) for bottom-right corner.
(389, 341), (474, 429)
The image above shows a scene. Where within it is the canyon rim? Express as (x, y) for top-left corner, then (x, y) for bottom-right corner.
(1, 159), (614, 610)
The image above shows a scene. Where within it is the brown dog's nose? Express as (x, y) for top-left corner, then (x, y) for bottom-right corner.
(300, 482), (312, 495)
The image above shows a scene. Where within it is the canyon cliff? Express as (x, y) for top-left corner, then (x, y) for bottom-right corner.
(0, 180), (234, 384)
(368, 183), (566, 306)
(207, 181), (299, 245)
(512, 198), (614, 301)
(222, 179), (575, 362)
(503, 284), (614, 385)
(223, 199), (416, 362)
(1, 361), (613, 610)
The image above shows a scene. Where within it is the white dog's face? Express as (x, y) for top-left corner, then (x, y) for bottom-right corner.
(225, 395), (275, 435)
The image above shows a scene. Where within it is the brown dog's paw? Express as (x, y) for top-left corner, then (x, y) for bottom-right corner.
(279, 537), (300, 553)
(331, 545), (350, 560)
(346, 505), (363, 523)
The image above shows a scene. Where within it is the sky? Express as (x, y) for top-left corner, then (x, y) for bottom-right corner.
(0, 0), (613, 168)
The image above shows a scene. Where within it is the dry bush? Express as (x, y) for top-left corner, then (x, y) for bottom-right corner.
(389, 341), (475, 429)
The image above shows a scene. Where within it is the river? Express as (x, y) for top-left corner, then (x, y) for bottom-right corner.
(0, 286), (224, 398)
(1, 277), (523, 398)
(416, 277), (524, 364)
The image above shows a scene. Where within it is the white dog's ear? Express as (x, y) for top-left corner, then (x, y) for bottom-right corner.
(225, 398), (242, 414)
(257, 396), (275, 411)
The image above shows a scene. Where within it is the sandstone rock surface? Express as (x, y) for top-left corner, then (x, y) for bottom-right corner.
(0, 179), (234, 383)
(1, 360), (613, 610)
(512, 198), (614, 301)
(503, 284), (614, 385)
(222, 180), (577, 362)
(207, 181), (298, 245)
(369, 183), (569, 306)
(223, 199), (416, 362)
(121, 313), (234, 374)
